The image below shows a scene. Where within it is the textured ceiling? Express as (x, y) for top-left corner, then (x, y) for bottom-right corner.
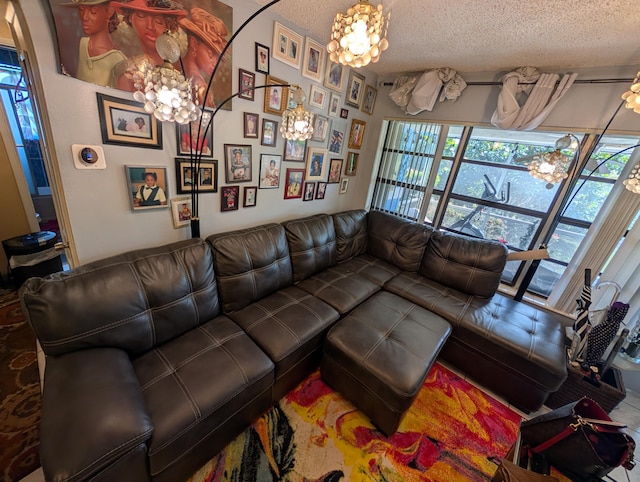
(255, 0), (640, 76)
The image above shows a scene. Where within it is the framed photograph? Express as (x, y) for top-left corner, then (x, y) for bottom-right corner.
(287, 84), (301, 109)
(348, 119), (367, 149)
(284, 168), (305, 199)
(315, 182), (327, 200)
(125, 165), (168, 211)
(345, 151), (359, 176)
(221, 185), (240, 212)
(311, 115), (330, 142)
(171, 197), (192, 228)
(238, 69), (256, 101)
(303, 182), (316, 201)
(340, 108), (349, 119)
(283, 138), (307, 162)
(362, 84), (378, 115)
(345, 70), (366, 108)
(97, 93), (162, 149)
(224, 144), (252, 183)
(255, 42), (270, 74)
(244, 112), (259, 138)
(309, 84), (327, 110)
(176, 120), (213, 158)
(306, 147), (329, 181)
(261, 119), (278, 147)
(175, 158), (218, 194)
(259, 154), (281, 189)
(328, 127), (344, 154)
(264, 75), (288, 115)
(302, 37), (325, 82)
(328, 159), (343, 183)
(339, 177), (349, 194)
(328, 93), (341, 117)
(324, 62), (346, 92)
(243, 186), (258, 207)
(272, 22), (302, 69)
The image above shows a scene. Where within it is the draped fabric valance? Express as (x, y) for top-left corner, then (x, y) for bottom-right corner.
(389, 68), (468, 115)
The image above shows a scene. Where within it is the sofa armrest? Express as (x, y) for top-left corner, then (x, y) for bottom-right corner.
(41, 348), (153, 482)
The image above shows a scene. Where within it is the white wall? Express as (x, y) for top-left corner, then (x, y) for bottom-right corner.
(17, 0), (381, 265)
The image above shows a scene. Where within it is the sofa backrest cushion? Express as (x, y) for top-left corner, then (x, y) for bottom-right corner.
(419, 231), (508, 298)
(282, 214), (337, 283)
(20, 239), (220, 357)
(367, 210), (434, 272)
(206, 223), (292, 313)
(332, 209), (368, 262)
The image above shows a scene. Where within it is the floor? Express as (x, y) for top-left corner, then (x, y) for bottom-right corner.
(18, 358), (640, 482)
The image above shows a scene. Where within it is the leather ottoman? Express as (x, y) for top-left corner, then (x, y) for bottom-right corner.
(321, 291), (452, 436)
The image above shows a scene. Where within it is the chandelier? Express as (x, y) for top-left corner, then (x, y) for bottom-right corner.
(280, 89), (314, 140)
(326, 0), (390, 68)
(527, 134), (579, 185)
(132, 32), (200, 124)
(623, 162), (640, 194)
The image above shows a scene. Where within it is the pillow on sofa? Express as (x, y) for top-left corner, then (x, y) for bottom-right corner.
(333, 209), (368, 262)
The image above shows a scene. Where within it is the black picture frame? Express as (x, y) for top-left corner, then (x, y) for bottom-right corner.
(238, 68), (256, 101)
(175, 158), (218, 194)
(176, 119), (214, 158)
(255, 42), (270, 74)
(97, 93), (162, 149)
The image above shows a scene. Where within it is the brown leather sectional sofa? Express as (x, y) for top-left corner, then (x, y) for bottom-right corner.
(20, 209), (568, 482)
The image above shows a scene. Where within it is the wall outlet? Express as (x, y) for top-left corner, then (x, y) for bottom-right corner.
(72, 144), (106, 170)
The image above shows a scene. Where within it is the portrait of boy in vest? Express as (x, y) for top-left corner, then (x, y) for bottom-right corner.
(134, 171), (167, 207)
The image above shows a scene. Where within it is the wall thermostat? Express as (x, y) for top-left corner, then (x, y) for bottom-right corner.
(72, 144), (106, 170)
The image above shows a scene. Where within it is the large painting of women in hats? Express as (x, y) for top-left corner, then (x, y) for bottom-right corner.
(46, 0), (233, 110)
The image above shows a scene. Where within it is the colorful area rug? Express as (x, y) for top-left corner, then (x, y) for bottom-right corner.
(188, 363), (521, 481)
(0, 291), (41, 482)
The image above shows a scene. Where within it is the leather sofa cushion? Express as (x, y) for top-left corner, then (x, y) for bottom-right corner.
(337, 254), (402, 286)
(206, 223), (292, 313)
(296, 263), (380, 314)
(419, 230), (507, 298)
(385, 272), (567, 392)
(333, 209), (368, 262)
(282, 214), (337, 283)
(21, 239), (219, 357)
(132, 315), (274, 479)
(367, 211), (434, 272)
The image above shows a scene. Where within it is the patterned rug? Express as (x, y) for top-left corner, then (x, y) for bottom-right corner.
(0, 291), (41, 482)
(188, 363), (521, 481)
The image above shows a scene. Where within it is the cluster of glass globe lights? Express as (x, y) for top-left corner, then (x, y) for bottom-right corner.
(527, 134), (578, 185)
(280, 89), (314, 140)
(622, 76), (640, 194)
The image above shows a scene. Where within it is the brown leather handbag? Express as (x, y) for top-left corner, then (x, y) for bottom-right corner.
(491, 458), (559, 482)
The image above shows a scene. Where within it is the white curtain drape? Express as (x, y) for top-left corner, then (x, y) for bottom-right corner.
(389, 68), (467, 115)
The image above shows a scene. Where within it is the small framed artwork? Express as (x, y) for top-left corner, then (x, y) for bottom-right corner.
(255, 42), (270, 74)
(284, 168), (305, 199)
(97, 93), (162, 149)
(238, 69), (255, 101)
(311, 115), (330, 142)
(302, 37), (325, 82)
(224, 144), (252, 183)
(328, 93), (341, 117)
(283, 138), (307, 162)
(306, 147), (328, 181)
(348, 118), (367, 149)
(264, 75), (288, 115)
(243, 186), (258, 207)
(125, 165), (169, 210)
(309, 84), (327, 110)
(345, 151), (359, 176)
(261, 119), (278, 147)
(175, 158), (218, 194)
(328, 127), (344, 154)
(345, 70), (366, 108)
(287, 84), (301, 109)
(176, 120), (213, 158)
(244, 112), (259, 138)
(221, 185), (240, 212)
(303, 182), (316, 201)
(272, 22), (302, 69)
(340, 108), (349, 119)
(259, 154), (281, 189)
(362, 84), (378, 115)
(339, 177), (349, 194)
(171, 197), (192, 228)
(328, 159), (343, 183)
(324, 61), (345, 92)
(315, 181), (327, 200)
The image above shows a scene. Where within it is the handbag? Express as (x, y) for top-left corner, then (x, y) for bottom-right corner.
(520, 397), (635, 480)
(492, 459), (559, 482)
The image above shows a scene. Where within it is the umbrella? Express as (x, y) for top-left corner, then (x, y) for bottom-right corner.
(569, 268), (592, 362)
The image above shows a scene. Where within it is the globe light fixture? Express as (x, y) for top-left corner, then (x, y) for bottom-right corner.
(623, 162), (640, 194)
(527, 134), (579, 185)
(622, 72), (640, 114)
(280, 88), (314, 140)
(326, 0), (390, 68)
(132, 32), (200, 125)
